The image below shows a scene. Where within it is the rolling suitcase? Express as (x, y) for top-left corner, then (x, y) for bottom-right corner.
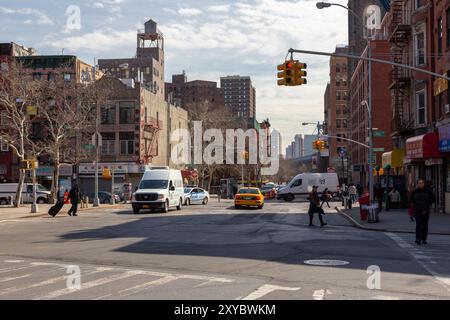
(48, 200), (65, 217)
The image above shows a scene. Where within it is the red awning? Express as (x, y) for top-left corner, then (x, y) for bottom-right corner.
(406, 132), (441, 159)
(181, 170), (198, 179)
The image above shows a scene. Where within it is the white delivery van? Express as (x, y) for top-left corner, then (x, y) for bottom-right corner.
(0, 183), (51, 205)
(132, 167), (184, 214)
(277, 173), (339, 202)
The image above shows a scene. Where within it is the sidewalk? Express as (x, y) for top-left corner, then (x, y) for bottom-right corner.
(0, 202), (129, 220)
(336, 204), (450, 235)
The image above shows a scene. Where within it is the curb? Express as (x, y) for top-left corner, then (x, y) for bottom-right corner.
(12, 203), (130, 219)
(335, 207), (450, 236)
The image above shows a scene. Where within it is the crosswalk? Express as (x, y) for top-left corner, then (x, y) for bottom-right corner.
(386, 233), (450, 293)
(0, 257), (253, 300)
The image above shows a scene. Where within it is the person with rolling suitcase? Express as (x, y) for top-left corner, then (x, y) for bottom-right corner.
(48, 189), (65, 217)
(67, 185), (81, 217)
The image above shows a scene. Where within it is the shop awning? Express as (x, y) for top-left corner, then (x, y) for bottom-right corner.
(181, 169), (198, 179)
(382, 149), (405, 169)
(406, 132), (440, 159)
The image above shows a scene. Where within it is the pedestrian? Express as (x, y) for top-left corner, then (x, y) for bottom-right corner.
(357, 184), (363, 198)
(349, 184), (357, 203)
(217, 187), (222, 203)
(63, 189), (69, 204)
(308, 186), (327, 227)
(389, 188), (401, 209)
(67, 185), (81, 217)
(320, 188), (332, 208)
(410, 179), (435, 245)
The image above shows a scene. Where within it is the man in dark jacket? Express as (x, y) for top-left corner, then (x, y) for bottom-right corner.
(308, 186), (327, 227)
(67, 185), (80, 217)
(410, 179), (435, 245)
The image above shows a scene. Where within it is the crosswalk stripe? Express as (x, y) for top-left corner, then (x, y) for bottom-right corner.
(117, 275), (178, 297)
(242, 284), (300, 300)
(0, 274), (30, 282)
(34, 270), (141, 300)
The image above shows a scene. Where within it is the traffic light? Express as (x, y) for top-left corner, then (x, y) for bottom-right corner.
(313, 140), (327, 151)
(277, 60), (295, 86)
(294, 62), (307, 85)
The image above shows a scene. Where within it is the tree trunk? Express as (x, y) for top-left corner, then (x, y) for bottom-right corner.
(14, 168), (25, 207)
(50, 160), (60, 204)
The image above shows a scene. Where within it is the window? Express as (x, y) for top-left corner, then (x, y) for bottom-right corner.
(64, 73), (71, 82)
(101, 132), (116, 156)
(47, 73), (55, 82)
(447, 9), (450, 47)
(336, 119), (342, 128)
(336, 64), (341, 73)
(119, 102), (134, 124)
(343, 119), (348, 128)
(438, 17), (443, 54)
(101, 105), (116, 124)
(0, 139), (9, 152)
(416, 90), (426, 126)
(414, 24), (426, 66)
(415, 0), (425, 9)
(32, 73), (41, 80)
(120, 132), (135, 155)
(0, 111), (7, 126)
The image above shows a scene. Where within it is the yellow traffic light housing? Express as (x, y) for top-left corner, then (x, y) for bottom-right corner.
(294, 62), (307, 85)
(102, 168), (112, 179)
(277, 60), (295, 86)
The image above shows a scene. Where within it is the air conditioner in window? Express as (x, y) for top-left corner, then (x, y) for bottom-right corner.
(445, 104), (450, 115)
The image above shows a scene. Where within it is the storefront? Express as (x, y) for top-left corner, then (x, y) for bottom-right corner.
(438, 123), (450, 213)
(405, 132), (443, 213)
(36, 164), (73, 193)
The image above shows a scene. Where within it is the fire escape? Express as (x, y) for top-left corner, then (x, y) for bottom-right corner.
(388, 0), (413, 134)
(142, 117), (162, 164)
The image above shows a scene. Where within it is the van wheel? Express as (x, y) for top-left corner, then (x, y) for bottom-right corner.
(285, 194), (294, 202)
(37, 198), (46, 204)
(176, 198), (182, 211)
(162, 200), (169, 213)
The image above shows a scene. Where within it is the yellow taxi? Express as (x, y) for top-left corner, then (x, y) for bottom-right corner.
(234, 187), (264, 209)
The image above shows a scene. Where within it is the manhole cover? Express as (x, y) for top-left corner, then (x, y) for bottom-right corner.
(304, 259), (350, 266)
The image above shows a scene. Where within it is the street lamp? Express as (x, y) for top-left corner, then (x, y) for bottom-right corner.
(316, 2), (374, 204)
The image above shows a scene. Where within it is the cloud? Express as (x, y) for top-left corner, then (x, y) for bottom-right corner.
(0, 6), (54, 25)
(178, 8), (202, 17)
(207, 5), (230, 13)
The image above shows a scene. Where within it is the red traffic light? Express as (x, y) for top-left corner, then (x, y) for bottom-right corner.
(286, 61), (294, 68)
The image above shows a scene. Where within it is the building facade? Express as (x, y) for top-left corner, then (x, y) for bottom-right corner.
(220, 76), (256, 120)
(98, 19), (165, 100)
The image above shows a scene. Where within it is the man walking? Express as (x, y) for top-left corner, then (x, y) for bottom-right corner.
(308, 186), (327, 227)
(410, 179), (435, 245)
(68, 185), (81, 217)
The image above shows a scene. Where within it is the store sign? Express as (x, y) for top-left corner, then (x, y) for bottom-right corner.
(36, 165), (72, 177)
(434, 76), (448, 96)
(406, 138), (424, 159)
(439, 124), (450, 152)
(425, 159), (443, 166)
(79, 163), (148, 174)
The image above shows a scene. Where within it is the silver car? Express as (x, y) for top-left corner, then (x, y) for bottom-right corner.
(184, 187), (209, 205)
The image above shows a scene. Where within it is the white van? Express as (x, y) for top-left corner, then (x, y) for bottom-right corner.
(132, 167), (184, 214)
(277, 173), (339, 202)
(0, 183), (51, 205)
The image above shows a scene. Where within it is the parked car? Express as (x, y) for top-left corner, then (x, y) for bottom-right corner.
(87, 191), (120, 204)
(0, 183), (51, 205)
(184, 187), (209, 205)
(260, 185), (277, 199)
(235, 187), (264, 209)
(132, 167), (184, 214)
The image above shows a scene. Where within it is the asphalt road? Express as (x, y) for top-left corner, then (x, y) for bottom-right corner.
(0, 199), (449, 300)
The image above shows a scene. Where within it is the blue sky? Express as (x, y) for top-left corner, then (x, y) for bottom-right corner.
(0, 0), (349, 151)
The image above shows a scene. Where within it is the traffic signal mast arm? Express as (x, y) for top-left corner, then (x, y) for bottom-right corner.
(320, 135), (371, 149)
(287, 48), (450, 81)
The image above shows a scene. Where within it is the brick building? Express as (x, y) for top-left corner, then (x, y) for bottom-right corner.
(98, 19), (165, 100)
(350, 40), (393, 186)
(220, 76), (256, 120)
(0, 42), (35, 183)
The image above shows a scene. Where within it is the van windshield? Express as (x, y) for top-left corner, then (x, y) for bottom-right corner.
(139, 180), (168, 190)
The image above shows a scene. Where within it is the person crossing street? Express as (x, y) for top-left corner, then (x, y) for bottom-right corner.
(68, 185), (81, 217)
(410, 179), (435, 245)
(308, 186), (327, 227)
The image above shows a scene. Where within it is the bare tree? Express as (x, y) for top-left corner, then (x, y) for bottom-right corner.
(0, 61), (44, 206)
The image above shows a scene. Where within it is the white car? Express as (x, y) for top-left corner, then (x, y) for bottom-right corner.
(184, 187), (209, 205)
(132, 167), (184, 214)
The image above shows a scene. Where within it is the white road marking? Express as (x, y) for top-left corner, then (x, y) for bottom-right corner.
(4, 260), (24, 263)
(313, 289), (325, 300)
(0, 274), (30, 282)
(117, 275), (178, 297)
(242, 284), (300, 300)
(373, 295), (400, 300)
(0, 220), (22, 224)
(34, 270), (141, 300)
(386, 232), (450, 292)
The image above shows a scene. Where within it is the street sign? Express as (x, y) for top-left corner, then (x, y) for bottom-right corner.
(373, 131), (386, 137)
(84, 144), (95, 150)
(367, 155), (376, 165)
(373, 148), (385, 152)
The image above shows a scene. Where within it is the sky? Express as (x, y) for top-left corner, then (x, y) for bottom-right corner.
(0, 0), (349, 152)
